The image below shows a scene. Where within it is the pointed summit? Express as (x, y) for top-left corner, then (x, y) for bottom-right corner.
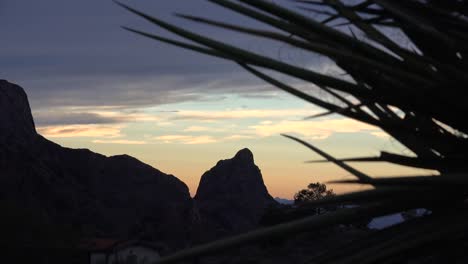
(195, 149), (277, 235)
(0, 80), (36, 146)
(233, 148), (254, 163)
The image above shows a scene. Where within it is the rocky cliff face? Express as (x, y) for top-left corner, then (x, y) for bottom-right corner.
(194, 148), (278, 239)
(0, 80), (192, 247)
(0, 80), (36, 147)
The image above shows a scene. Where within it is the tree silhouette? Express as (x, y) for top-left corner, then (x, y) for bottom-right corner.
(294, 182), (334, 205)
(295, 182), (335, 216)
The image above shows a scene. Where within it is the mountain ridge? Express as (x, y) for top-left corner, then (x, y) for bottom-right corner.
(0, 80), (277, 247)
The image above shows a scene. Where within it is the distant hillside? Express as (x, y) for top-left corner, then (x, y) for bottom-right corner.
(274, 197), (294, 205)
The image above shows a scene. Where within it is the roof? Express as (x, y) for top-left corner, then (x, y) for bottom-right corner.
(113, 240), (166, 252)
(79, 239), (122, 252)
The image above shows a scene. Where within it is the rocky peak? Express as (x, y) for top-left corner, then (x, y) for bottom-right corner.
(0, 80), (36, 146)
(233, 148), (254, 164)
(194, 149), (277, 234)
(195, 148), (267, 201)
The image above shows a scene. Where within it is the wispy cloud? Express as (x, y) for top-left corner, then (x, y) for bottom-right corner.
(250, 118), (381, 140)
(92, 139), (147, 145)
(156, 122), (174, 127)
(223, 134), (254, 140)
(91, 110), (161, 122)
(153, 135), (217, 145)
(33, 111), (122, 126)
(172, 109), (317, 121)
(37, 124), (124, 138)
(183, 126), (213, 132)
(182, 126), (228, 132)
(22, 72), (275, 112)
(33, 108), (162, 127)
(184, 136), (218, 145)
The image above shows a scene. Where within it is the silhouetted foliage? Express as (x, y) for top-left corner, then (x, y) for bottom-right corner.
(118, 0), (468, 262)
(294, 182), (336, 216)
(294, 182), (335, 206)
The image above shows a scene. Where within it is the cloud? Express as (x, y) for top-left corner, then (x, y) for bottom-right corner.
(90, 110), (161, 122)
(33, 111), (121, 126)
(37, 124), (124, 138)
(33, 108), (162, 126)
(223, 134), (254, 140)
(92, 139), (147, 145)
(260, 120), (273, 125)
(184, 136), (218, 145)
(15, 71), (285, 115)
(3, 0), (332, 115)
(154, 135), (191, 142)
(250, 118), (380, 140)
(156, 122), (174, 127)
(183, 126), (212, 132)
(153, 135), (217, 145)
(23, 75), (204, 110)
(173, 109), (318, 121)
(182, 126), (229, 133)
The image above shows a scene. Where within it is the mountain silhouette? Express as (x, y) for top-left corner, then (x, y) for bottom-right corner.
(193, 148), (277, 240)
(0, 80), (277, 247)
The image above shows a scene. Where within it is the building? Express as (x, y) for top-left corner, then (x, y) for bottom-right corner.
(81, 239), (164, 264)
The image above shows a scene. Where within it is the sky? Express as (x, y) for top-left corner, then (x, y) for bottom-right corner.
(1, 0), (433, 198)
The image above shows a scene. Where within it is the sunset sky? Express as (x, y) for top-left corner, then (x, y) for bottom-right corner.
(1, 0), (433, 198)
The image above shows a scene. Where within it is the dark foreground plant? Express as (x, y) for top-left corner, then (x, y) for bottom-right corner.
(116, 0), (468, 263)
